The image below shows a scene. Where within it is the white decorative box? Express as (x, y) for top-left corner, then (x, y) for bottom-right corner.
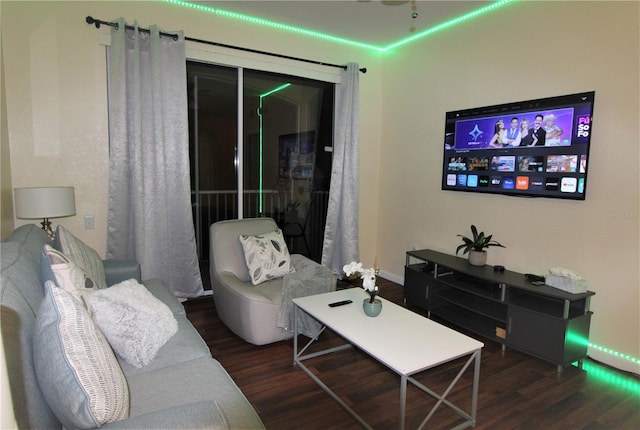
(546, 268), (588, 294)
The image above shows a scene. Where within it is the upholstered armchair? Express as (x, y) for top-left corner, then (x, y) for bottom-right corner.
(209, 217), (336, 345)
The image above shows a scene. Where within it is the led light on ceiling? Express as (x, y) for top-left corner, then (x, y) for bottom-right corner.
(166, 0), (514, 52)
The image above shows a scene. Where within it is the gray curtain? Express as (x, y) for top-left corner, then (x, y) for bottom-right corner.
(321, 63), (360, 274)
(106, 19), (204, 298)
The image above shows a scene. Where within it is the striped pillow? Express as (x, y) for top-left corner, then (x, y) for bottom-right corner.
(34, 281), (129, 429)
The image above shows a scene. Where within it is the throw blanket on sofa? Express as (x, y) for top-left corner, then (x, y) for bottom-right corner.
(277, 255), (335, 338)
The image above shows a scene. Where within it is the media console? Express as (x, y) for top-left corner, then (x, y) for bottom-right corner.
(404, 249), (595, 372)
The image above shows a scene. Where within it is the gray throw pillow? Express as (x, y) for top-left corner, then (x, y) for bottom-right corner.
(34, 281), (130, 429)
(41, 245), (99, 309)
(54, 225), (107, 290)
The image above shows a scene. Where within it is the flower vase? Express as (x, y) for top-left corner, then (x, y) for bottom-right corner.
(363, 298), (382, 317)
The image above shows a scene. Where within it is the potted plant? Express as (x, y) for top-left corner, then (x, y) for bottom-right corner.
(456, 225), (505, 266)
(343, 261), (382, 317)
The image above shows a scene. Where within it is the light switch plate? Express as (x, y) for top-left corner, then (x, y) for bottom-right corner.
(84, 215), (95, 230)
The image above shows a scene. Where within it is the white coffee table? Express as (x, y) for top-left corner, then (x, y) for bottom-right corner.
(293, 288), (484, 430)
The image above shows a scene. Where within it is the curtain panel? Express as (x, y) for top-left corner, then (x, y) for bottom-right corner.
(106, 18), (203, 298)
(321, 63), (360, 274)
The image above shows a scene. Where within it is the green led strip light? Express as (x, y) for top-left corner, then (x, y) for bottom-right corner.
(165, 0), (514, 52)
(589, 342), (640, 366)
(258, 83), (291, 214)
(566, 332), (640, 369)
(165, 0), (383, 51)
(384, 0), (513, 51)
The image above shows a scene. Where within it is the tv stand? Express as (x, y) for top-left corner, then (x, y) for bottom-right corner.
(404, 249), (595, 372)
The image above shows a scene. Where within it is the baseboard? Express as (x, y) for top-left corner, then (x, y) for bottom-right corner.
(379, 270), (403, 285)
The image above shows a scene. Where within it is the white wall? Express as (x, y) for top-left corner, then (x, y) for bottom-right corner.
(377, 0), (639, 374)
(1, 0), (383, 259)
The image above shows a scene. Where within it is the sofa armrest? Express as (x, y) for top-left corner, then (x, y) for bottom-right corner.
(102, 401), (236, 429)
(103, 259), (142, 286)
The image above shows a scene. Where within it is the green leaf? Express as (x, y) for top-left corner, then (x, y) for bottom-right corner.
(457, 225), (506, 254)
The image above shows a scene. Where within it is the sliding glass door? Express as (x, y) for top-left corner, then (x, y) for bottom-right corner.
(188, 62), (333, 264)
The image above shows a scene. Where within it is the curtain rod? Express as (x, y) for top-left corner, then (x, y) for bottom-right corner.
(85, 16), (367, 74)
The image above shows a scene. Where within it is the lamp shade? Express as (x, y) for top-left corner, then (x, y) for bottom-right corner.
(14, 187), (76, 219)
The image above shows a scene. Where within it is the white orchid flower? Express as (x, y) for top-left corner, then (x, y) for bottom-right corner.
(342, 261), (364, 277)
(362, 268), (377, 292)
(343, 261), (380, 303)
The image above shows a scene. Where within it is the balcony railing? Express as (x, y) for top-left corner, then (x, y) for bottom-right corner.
(192, 190), (328, 262)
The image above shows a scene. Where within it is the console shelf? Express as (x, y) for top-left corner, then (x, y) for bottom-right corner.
(433, 289), (507, 322)
(437, 274), (503, 302)
(430, 305), (504, 343)
(404, 249), (595, 371)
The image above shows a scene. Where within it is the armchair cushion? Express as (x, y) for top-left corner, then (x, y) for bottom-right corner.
(238, 229), (294, 285)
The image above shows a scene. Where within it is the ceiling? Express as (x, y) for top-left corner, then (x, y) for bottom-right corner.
(191, 1), (500, 47)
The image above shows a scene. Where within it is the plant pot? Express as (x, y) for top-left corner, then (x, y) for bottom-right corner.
(363, 298), (382, 317)
(468, 250), (487, 266)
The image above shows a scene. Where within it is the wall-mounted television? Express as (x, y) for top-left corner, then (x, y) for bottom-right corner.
(441, 91), (595, 200)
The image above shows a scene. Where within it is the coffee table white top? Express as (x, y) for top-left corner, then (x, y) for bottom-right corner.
(293, 288), (484, 376)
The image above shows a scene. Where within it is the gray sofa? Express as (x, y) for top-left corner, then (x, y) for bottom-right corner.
(1, 224), (265, 429)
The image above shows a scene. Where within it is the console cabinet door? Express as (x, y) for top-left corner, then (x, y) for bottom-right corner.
(508, 305), (593, 366)
(508, 305), (567, 363)
(404, 266), (429, 309)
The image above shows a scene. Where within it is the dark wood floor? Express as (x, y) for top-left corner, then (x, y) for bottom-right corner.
(183, 278), (640, 429)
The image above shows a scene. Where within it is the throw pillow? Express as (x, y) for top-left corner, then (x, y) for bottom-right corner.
(41, 245), (99, 309)
(54, 225), (107, 290)
(238, 229), (294, 285)
(34, 281), (129, 430)
(88, 279), (178, 368)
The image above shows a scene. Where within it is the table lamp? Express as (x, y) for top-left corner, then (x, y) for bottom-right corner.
(14, 186), (76, 239)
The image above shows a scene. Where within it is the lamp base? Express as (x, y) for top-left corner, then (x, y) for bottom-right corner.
(41, 218), (55, 240)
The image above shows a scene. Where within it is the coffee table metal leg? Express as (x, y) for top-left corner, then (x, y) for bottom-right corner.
(471, 349), (481, 426)
(400, 375), (407, 430)
(293, 305), (299, 364)
(411, 349), (481, 430)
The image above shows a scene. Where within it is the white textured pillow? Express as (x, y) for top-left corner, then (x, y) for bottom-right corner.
(239, 229), (294, 285)
(55, 225), (107, 290)
(41, 245), (99, 309)
(89, 279), (178, 368)
(34, 281), (129, 429)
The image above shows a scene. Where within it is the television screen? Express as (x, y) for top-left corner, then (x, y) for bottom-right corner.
(441, 91), (595, 200)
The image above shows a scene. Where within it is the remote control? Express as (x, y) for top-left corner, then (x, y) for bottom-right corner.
(328, 300), (352, 307)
